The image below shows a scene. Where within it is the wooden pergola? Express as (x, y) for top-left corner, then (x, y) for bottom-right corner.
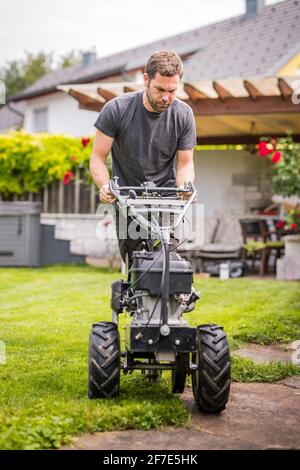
(57, 76), (300, 144)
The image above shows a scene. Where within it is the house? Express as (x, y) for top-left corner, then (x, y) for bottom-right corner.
(7, 0), (300, 137)
(0, 101), (25, 133)
(2, 0), (300, 265)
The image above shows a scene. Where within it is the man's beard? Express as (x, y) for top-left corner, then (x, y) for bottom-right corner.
(146, 87), (169, 113)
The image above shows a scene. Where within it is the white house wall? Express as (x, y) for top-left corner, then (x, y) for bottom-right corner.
(24, 92), (98, 136)
(193, 149), (271, 218)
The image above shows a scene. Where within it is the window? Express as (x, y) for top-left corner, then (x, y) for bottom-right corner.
(33, 107), (48, 132)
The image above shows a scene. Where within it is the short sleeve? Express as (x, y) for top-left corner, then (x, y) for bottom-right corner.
(94, 99), (119, 138)
(177, 107), (197, 150)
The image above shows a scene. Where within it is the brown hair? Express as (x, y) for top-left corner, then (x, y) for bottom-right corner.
(145, 50), (183, 79)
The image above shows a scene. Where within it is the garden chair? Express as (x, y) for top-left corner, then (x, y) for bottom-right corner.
(177, 216), (220, 272)
(239, 218), (284, 276)
(178, 215), (243, 274)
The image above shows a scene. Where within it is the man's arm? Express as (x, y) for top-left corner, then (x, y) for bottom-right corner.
(89, 129), (115, 203)
(176, 149), (195, 187)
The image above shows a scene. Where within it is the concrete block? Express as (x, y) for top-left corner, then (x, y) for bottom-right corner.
(276, 256), (300, 280)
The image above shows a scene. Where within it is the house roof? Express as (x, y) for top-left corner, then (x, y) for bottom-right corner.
(11, 0), (300, 102)
(0, 101), (25, 133)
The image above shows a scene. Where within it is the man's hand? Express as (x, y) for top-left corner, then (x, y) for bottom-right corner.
(177, 184), (197, 202)
(178, 188), (192, 200)
(99, 183), (116, 204)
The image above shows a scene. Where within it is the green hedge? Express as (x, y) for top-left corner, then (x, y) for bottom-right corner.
(0, 131), (110, 198)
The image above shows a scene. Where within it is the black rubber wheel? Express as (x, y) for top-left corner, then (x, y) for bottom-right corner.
(172, 353), (189, 393)
(88, 322), (120, 399)
(192, 324), (231, 413)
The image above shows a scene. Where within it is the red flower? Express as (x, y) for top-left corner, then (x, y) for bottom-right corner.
(81, 137), (90, 147)
(276, 220), (285, 229)
(297, 213), (300, 219)
(63, 171), (75, 185)
(258, 141), (273, 157)
(290, 223), (298, 231)
(271, 151), (283, 163)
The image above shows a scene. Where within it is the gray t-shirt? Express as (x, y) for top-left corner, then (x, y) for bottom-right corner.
(94, 91), (196, 187)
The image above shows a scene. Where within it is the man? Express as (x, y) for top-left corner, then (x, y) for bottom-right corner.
(90, 50), (196, 266)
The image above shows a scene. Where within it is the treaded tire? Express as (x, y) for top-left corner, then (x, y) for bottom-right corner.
(172, 353), (189, 394)
(192, 324), (231, 413)
(88, 322), (120, 399)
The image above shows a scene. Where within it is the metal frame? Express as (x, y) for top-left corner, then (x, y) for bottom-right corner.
(109, 179), (199, 372)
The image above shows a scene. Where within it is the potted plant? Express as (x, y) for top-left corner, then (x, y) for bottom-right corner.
(275, 209), (300, 258)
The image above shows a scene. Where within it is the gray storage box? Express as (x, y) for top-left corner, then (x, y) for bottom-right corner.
(0, 202), (42, 267)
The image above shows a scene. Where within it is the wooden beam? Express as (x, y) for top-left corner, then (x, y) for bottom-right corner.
(184, 83), (208, 101)
(69, 88), (103, 103)
(243, 80), (262, 100)
(196, 134), (300, 145)
(79, 102), (102, 112)
(190, 96), (300, 115)
(97, 87), (117, 101)
(69, 89), (103, 112)
(124, 86), (135, 93)
(213, 81), (233, 101)
(278, 78), (293, 100)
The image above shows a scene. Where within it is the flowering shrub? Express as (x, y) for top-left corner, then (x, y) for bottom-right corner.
(257, 135), (300, 235)
(276, 209), (300, 234)
(257, 135), (300, 198)
(0, 131), (111, 198)
(63, 171), (75, 185)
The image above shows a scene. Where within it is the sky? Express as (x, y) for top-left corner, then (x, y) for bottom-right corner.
(0, 0), (281, 68)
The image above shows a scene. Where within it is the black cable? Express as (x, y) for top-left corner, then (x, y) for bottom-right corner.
(114, 235), (189, 306)
(125, 292), (148, 310)
(135, 260), (165, 344)
(126, 293), (149, 303)
(171, 238), (188, 251)
(114, 206), (190, 327)
(154, 238), (167, 343)
(114, 209), (165, 301)
(114, 249), (163, 301)
(135, 216), (165, 340)
(140, 225), (192, 342)
(141, 243), (165, 331)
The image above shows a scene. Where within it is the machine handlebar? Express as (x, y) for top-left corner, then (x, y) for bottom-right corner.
(108, 178), (197, 236)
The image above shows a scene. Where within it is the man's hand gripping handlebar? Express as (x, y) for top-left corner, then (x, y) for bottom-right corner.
(108, 179), (197, 236)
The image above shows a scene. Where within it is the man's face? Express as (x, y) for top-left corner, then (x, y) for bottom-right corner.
(143, 72), (180, 113)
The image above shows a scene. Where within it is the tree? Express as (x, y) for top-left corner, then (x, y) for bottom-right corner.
(0, 61), (27, 99)
(0, 51), (53, 100)
(22, 51), (53, 87)
(57, 49), (82, 68)
(0, 50), (82, 101)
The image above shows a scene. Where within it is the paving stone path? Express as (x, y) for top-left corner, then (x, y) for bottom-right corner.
(62, 344), (300, 450)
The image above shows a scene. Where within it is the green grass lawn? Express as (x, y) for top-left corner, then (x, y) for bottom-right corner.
(0, 265), (299, 450)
